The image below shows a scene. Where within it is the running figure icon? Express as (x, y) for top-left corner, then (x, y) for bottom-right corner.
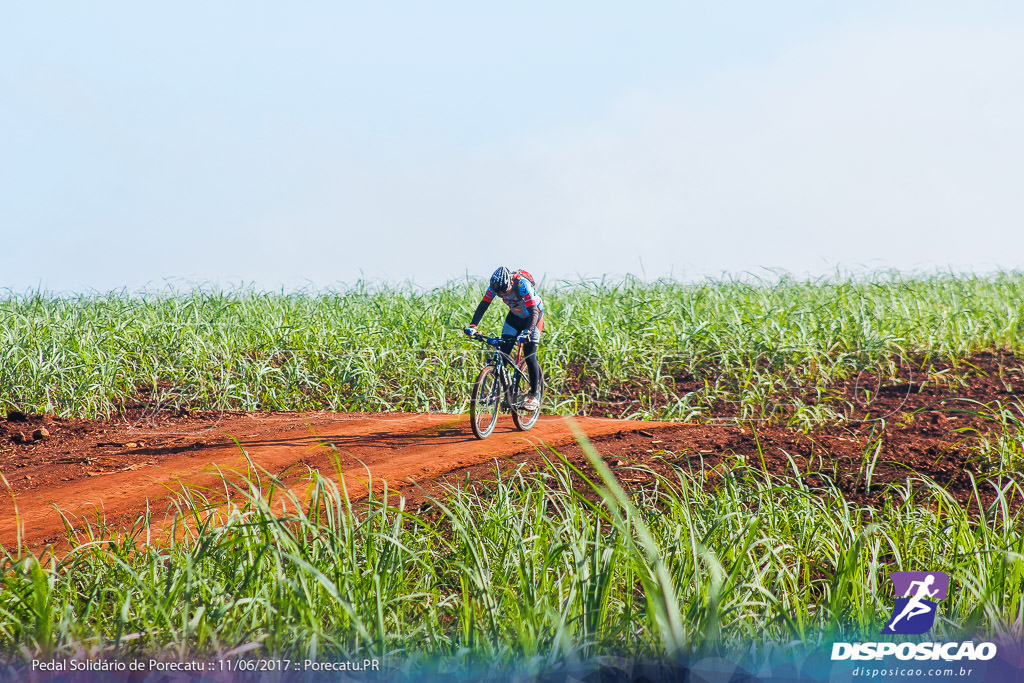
(887, 575), (938, 631)
(882, 571), (950, 635)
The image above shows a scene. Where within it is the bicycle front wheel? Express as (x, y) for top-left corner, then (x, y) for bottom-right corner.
(511, 361), (544, 431)
(470, 365), (501, 439)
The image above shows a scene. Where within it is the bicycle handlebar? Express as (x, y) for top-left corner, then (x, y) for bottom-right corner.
(469, 333), (503, 346)
(467, 332), (526, 346)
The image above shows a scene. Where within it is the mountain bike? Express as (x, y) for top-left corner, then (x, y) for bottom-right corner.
(467, 333), (545, 439)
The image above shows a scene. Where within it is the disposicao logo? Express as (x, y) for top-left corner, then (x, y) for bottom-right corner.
(831, 570), (998, 662)
(882, 571), (949, 635)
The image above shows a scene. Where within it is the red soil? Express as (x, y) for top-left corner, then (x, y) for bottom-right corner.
(0, 412), (665, 549)
(1, 351), (1022, 550)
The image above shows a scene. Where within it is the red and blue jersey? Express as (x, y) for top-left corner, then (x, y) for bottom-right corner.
(481, 275), (544, 319)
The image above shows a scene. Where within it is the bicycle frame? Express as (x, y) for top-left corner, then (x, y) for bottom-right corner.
(468, 335), (524, 401)
(467, 332), (542, 438)
(477, 335), (530, 402)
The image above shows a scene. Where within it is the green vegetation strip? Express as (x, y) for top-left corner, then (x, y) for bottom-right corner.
(0, 443), (1020, 668)
(3, 272), (1024, 420)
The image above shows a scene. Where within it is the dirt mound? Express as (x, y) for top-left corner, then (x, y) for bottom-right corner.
(569, 348), (1024, 420)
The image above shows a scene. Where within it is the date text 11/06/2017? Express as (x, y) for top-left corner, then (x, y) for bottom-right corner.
(32, 659), (382, 673)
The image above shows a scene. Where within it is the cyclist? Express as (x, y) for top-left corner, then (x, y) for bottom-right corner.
(464, 266), (544, 410)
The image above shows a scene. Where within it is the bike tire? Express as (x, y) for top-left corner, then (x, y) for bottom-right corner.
(470, 365), (501, 439)
(511, 360), (544, 431)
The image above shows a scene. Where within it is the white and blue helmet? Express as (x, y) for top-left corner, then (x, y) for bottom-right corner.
(489, 266), (513, 293)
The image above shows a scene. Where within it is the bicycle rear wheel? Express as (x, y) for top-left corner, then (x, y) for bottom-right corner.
(511, 361), (544, 431)
(470, 365), (501, 439)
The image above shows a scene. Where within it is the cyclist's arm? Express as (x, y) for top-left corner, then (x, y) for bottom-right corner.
(520, 281), (541, 331)
(469, 290), (494, 327)
(525, 305), (540, 331)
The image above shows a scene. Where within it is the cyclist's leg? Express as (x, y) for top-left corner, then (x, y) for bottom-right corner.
(502, 312), (536, 394)
(501, 312), (526, 356)
(528, 317), (544, 395)
(520, 315), (543, 395)
(523, 342), (539, 394)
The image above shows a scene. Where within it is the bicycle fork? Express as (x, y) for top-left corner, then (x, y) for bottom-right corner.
(494, 365), (518, 411)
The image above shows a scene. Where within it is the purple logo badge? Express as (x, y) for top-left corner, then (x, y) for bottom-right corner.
(882, 571), (950, 635)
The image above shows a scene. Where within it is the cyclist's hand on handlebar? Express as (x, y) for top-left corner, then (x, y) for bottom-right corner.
(464, 325), (477, 337)
(516, 329), (530, 342)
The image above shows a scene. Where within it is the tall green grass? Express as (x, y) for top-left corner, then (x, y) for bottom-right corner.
(1, 442), (1020, 668)
(3, 272), (1024, 420)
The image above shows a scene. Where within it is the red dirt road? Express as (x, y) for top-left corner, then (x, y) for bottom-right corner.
(4, 351), (1023, 550)
(0, 412), (666, 549)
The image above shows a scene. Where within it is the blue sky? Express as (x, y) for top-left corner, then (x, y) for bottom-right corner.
(3, 2), (1023, 292)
